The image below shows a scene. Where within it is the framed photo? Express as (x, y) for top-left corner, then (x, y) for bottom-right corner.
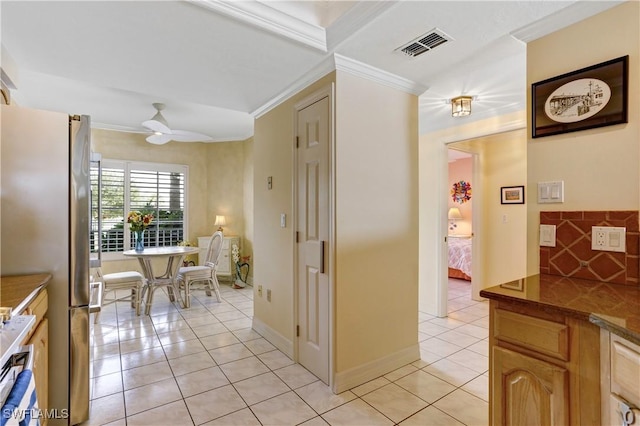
(501, 186), (524, 204)
(500, 279), (524, 291)
(532, 55), (628, 138)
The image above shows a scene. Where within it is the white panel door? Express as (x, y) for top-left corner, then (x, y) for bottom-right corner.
(296, 95), (330, 384)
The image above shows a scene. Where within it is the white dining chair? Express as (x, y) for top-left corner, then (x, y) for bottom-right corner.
(92, 267), (144, 322)
(176, 231), (223, 308)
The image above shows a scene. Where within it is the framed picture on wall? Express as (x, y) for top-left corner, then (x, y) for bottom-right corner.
(532, 55), (628, 138)
(501, 186), (524, 204)
(500, 278), (524, 291)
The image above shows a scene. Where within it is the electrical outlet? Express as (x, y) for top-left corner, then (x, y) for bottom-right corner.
(258, 285), (263, 297)
(267, 289), (271, 302)
(592, 226), (626, 253)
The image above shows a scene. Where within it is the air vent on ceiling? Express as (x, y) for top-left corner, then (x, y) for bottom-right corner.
(397, 29), (451, 57)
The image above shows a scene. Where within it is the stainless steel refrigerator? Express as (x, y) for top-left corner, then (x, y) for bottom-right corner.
(1, 104), (91, 425)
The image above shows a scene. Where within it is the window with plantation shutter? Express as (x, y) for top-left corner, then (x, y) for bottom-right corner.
(91, 160), (188, 255)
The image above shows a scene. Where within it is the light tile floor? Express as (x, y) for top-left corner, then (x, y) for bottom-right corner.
(85, 279), (488, 425)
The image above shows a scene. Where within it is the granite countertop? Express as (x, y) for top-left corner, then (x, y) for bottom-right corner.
(480, 274), (640, 346)
(0, 273), (51, 315)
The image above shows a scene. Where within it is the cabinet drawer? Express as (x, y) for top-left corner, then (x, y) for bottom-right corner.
(494, 308), (569, 361)
(611, 335), (640, 408)
(608, 392), (640, 426)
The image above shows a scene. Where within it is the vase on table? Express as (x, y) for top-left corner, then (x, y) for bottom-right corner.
(134, 230), (145, 252)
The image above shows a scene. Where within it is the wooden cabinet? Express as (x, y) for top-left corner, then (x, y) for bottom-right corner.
(488, 301), (600, 425)
(198, 235), (240, 281)
(20, 288), (49, 425)
(28, 318), (48, 425)
(601, 331), (640, 425)
(493, 346), (568, 425)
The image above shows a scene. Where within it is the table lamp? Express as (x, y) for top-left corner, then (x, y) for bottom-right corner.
(214, 215), (226, 232)
(448, 207), (462, 233)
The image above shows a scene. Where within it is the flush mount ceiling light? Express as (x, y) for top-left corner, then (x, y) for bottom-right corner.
(451, 96), (473, 117)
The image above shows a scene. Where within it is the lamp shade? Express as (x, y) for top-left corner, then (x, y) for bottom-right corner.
(448, 207), (462, 220)
(451, 96), (472, 117)
(214, 215), (226, 231)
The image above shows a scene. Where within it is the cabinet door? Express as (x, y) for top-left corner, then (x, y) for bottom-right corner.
(29, 318), (49, 425)
(217, 238), (231, 275)
(492, 346), (568, 425)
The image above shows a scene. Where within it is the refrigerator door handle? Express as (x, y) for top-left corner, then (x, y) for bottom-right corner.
(70, 115), (91, 308)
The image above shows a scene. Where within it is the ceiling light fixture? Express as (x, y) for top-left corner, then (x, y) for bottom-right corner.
(451, 96), (473, 117)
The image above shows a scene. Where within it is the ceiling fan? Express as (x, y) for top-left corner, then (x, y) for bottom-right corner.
(142, 103), (213, 145)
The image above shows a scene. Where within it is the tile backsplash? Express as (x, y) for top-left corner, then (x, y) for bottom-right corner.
(540, 211), (639, 285)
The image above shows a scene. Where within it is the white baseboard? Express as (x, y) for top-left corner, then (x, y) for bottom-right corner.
(252, 316), (294, 358)
(332, 344), (420, 394)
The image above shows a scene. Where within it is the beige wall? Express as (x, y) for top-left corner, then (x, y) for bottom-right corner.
(253, 69), (419, 382)
(92, 129), (247, 273)
(526, 1), (640, 275)
(242, 137), (254, 282)
(206, 141), (246, 238)
(448, 157), (473, 236)
(334, 71), (419, 373)
(448, 129), (528, 289)
(476, 129), (528, 287)
(253, 73), (336, 344)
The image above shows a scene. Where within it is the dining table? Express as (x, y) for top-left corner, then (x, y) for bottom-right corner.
(123, 246), (199, 314)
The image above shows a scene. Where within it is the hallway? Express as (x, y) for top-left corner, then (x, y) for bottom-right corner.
(86, 279), (488, 425)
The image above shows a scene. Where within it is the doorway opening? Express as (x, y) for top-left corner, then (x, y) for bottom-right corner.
(446, 147), (477, 315)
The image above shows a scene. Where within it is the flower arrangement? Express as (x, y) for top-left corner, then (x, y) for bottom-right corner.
(232, 244), (240, 264)
(232, 243), (251, 289)
(127, 211), (154, 232)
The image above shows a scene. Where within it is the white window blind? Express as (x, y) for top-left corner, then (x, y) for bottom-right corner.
(91, 160), (188, 254)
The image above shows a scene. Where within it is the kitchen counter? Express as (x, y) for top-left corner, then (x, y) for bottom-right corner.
(0, 273), (51, 316)
(480, 273), (640, 346)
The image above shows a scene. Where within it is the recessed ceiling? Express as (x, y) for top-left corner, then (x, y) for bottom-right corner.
(0, 1), (623, 143)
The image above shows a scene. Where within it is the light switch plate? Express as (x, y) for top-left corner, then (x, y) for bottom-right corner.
(591, 226), (626, 253)
(539, 224), (556, 247)
(538, 181), (564, 203)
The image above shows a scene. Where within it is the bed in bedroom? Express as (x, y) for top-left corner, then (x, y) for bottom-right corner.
(448, 236), (472, 281)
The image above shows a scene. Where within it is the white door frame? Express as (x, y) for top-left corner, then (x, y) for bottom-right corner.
(445, 146), (483, 301)
(434, 119), (526, 315)
(292, 84), (335, 387)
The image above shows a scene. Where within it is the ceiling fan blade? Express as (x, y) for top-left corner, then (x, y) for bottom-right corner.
(146, 133), (173, 145)
(169, 129), (214, 142)
(142, 118), (171, 134)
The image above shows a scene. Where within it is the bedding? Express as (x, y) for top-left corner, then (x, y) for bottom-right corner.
(448, 236), (472, 280)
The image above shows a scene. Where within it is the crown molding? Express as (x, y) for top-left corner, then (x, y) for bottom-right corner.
(92, 122), (252, 143)
(510, 0), (624, 43)
(189, 0), (327, 51)
(326, 1), (400, 51)
(252, 53), (426, 119)
(251, 54), (336, 118)
(333, 54), (427, 96)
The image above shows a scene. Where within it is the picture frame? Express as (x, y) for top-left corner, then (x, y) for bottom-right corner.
(532, 55), (628, 138)
(500, 279), (524, 291)
(501, 185), (524, 205)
